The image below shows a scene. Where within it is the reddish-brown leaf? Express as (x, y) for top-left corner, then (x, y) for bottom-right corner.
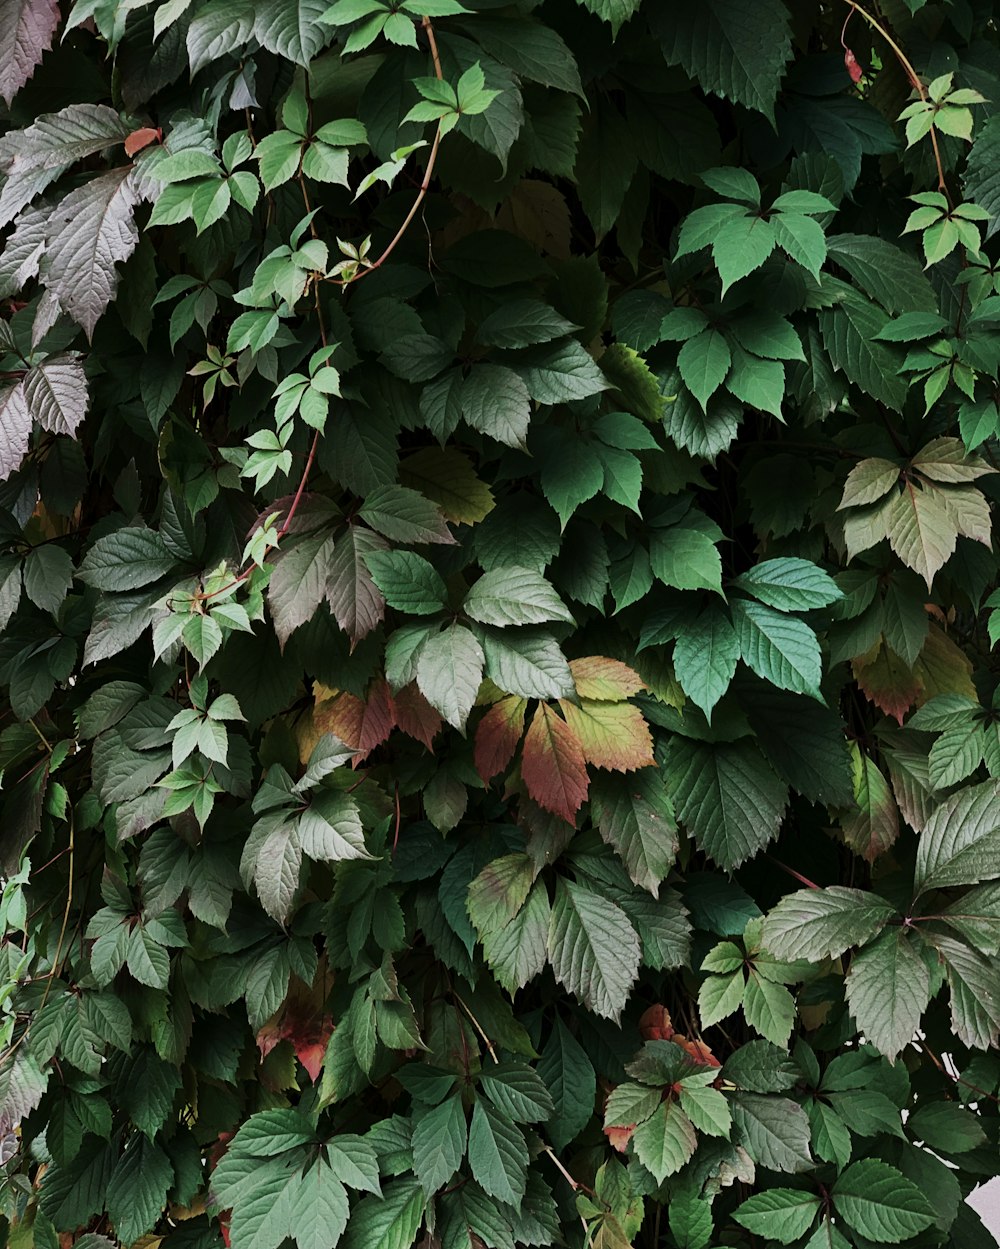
(569, 655), (647, 701)
(560, 699), (655, 772)
(124, 126), (161, 157)
(520, 702), (589, 823)
(474, 694), (528, 781)
(256, 976), (334, 1083)
(639, 1004), (675, 1042)
(393, 683), (442, 750)
(313, 679), (396, 761)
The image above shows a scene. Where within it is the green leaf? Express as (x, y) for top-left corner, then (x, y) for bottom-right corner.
(672, 603), (738, 719)
(733, 558), (842, 611)
(631, 1100), (698, 1182)
(742, 972), (795, 1046)
(589, 769), (678, 897)
(731, 598), (823, 698)
(479, 1064), (554, 1124)
(78, 528), (176, 591)
(819, 284), (908, 411)
(342, 1178), (425, 1249)
(649, 524), (722, 593)
(106, 1136), (174, 1245)
(23, 544), (73, 615)
(547, 878), (640, 1021)
(411, 1094), (467, 1195)
(288, 1158), (349, 1249)
(914, 781), (1000, 894)
(730, 1093), (813, 1173)
(762, 887), (896, 962)
(665, 737), (787, 870)
(908, 1101), (986, 1154)
(125, 926), (170, 990)
(475, 299), (577, 350)
(733, 1190), (821, 1244)
(416, 624), (484, 730)
(479, 627), (575, 701)
(677, 329), (731, 410)
(466, 1100), (527, 1205)
(464, 566), (573, 628)
(363, 550), (448, 615)
(460, 364), (532, 449)
(832, 1159), (936, 1243)
(513, 340), (608, 405)
(357, 485), (453, 545)
(653, 0), (793, 121)
(537, 1017), (595, 1151)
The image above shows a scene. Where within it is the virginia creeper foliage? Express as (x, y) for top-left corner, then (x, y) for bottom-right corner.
(0, 0), (1000, 1247)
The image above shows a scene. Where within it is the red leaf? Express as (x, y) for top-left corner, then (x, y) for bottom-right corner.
(560, 699), (655, 772)
(393, 683), (442, 750)
(124, 126), (161, 157)
(569, 655), (647, 701)
(844, 48), (864, 84)
(474, 695), (528, 781)
(520, 702), (589, 823)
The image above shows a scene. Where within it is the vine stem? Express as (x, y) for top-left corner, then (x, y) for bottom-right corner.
(199, 15), (444, 605)
(841, 0), (951, 202)
(332, 15), (444, 287)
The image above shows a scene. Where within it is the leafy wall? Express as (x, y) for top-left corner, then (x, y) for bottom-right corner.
(0, 0), (1000, 1246)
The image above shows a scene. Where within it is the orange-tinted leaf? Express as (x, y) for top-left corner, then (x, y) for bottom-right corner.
(520, 702), (589, 823)
(675, 1037), (721, 1068)
(393, 683), (442, 750)
(561, 699), (655, 772)
(313, 680), (396, 761)
(852, 640), (920, 725)
(604, 1123), (637, 1152)
(474, 695), (528, 781)
(125, 126), (161, 157)
(570, 655), (647, 701)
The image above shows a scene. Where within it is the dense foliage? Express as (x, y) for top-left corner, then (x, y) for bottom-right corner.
(3, 0), (1000, 1246)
